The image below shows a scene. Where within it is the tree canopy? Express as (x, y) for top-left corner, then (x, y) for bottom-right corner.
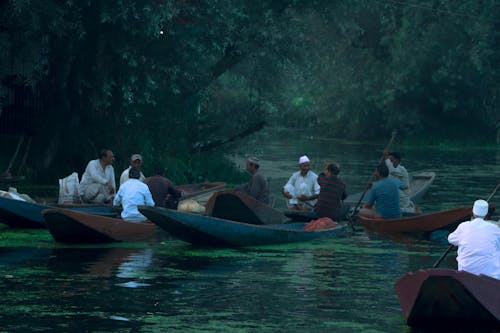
(1, 0), (499, 181)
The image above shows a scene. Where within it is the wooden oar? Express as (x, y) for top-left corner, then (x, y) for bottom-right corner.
(345, 130), (397, 230)
(432, 182), (500, 268)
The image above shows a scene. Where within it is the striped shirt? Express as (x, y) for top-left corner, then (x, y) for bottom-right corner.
(315, 174), (347, 221)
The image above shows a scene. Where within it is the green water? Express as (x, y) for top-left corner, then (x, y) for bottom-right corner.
(0, 137), (499, 332)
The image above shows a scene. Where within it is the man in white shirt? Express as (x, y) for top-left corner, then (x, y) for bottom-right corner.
(113, 167), (155, 222)
(385, 151), (415, 213)
(79, 149), (116, 204)
(282, 155), (320, 210)
(448, 199), (500, 279)
(120, 154), (146, 186)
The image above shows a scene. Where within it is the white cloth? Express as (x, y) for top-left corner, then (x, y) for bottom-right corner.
(283, 170), (320, 207)
(79, 159), (116, 203)
(119, 167), (146, 186)
(385, 159), (414, 212)
(113, 179), (155, 222)
(448, 217), (500, 279)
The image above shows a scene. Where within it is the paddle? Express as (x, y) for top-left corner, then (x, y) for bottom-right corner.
(432, 182), (500, 268)
(345, 130), (397, 231)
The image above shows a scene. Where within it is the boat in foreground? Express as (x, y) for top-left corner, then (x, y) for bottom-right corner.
(139, 206), (346, 247)
(357, 204), (495, 233)
(395, 268), (500, 329)
(42, 208), (157, 244)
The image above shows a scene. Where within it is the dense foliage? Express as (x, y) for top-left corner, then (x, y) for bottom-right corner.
(1, 0), (499, 181)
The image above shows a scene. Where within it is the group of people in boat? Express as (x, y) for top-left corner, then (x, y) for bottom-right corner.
(79, 149), (183, 222)
(75, 148), (499, 280)
(236, 151), (414, 221)
(234, 153), (499, 280)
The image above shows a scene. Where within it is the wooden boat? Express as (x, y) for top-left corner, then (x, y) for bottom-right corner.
(138, 206), (346, 247)
(357, 204), (495, 233)
(205, 189), (288, 225)
(285, 171), (436, 222)
(0, 181), (225, 229)
(395, 268), (500, 329)
(42, 208), (157, 244)
(0, 196), (117, 228)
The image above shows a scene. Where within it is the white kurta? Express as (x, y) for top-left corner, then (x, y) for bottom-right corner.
(113, 179), (155, 222)
(283, 170), (320, 207)
(448, 218), (500, 279)
(79, 159), (116, 203)
(385, 159), (414, 213)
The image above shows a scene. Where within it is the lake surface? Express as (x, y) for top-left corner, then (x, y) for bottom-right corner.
(1, 134), (499, 333)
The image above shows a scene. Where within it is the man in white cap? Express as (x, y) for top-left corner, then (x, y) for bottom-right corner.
(120, 153), (146, 186)
(234, 156), (269, 204)
(447, 199), (500, 279)
(282, 155), (320, 210)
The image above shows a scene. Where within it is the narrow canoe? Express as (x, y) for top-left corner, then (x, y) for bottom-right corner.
(0, 181), (225, 229)
(0, 196), (117, 228)
(205, 189), (289, 225)
(395, 268), (500, 329)
(357, 204), (495, 233)
(42, 208), (157, 244)
(139, 206), (346, 247)
(285, 171), (436, 222)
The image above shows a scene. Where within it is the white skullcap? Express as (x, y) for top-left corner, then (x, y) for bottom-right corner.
(472, 199), (488, 217)
(298, 155), (310, 164)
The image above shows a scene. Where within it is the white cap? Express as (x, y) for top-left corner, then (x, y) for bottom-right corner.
(298, 155), (310, 164)
(130, 154), (142, 162)
(472, 199), (488, 217)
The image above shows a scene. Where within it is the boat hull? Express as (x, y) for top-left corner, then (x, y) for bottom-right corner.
(43, 208), (157, 244)
(139, 206), (346, 247)
(395, 269), (500, 329)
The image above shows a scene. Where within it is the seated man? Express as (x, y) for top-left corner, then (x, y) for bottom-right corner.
(79, 149), (116, 204)
(358, 163), (404, 219)
(113, 167), (155, 222)
(144, 166), (183, 209)
(385, 151), (415, 213)
(119, 154), (146, 186)
(314, 162), (347, 221)
(282, 155), (320, 210)
(448, 199), (500, 279)
(234, 156), (269, 204)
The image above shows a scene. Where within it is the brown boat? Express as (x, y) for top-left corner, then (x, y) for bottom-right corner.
(395, 268), (500, 329)
(358, 204), (496, 233)
(205, 189), (289, 225)
(42, 208), (158, 244)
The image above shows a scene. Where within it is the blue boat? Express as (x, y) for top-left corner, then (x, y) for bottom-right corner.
(0, 196), (117, 228)
(0, 182), (225, 229)
(138, 206), (347, 247)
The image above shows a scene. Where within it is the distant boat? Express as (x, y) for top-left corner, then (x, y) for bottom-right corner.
(284, 171), (436, 222)
(42, 208), (157, 244)
(138, 205), (347, 247)
(395, 268), (500, 329)
(0, 181), (225, 229)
